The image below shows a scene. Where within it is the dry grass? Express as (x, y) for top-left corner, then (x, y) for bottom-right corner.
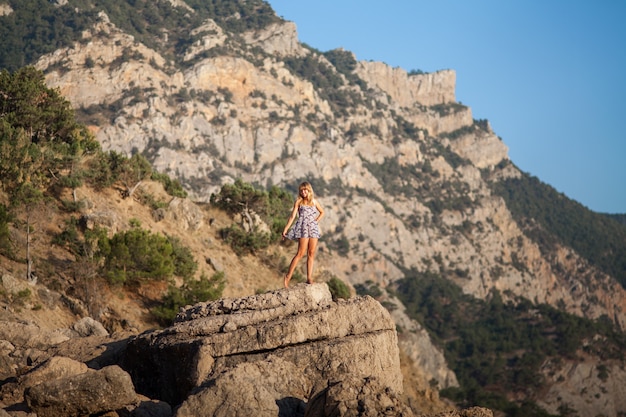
(0, 180), (289, 332)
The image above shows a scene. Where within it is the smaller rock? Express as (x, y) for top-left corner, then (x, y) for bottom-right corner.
(73, 317), (109, 337)
(25, 365), (137, 417)
(207, 257), (223, 272)
(1, 274), (29, 295)
(20, 356), (88, 390)
(36, 287), (60, 308)
(166, 198), (205, 231)
(80, 211), (120, 231)
(152, 208), (166, 222)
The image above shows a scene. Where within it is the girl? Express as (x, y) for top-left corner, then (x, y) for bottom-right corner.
(282, 181), (325, 288)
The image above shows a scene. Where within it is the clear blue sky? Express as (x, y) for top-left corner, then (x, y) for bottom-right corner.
(266, 0), (626, 214)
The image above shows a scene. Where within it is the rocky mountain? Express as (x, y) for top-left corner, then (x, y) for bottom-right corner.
(1, 0), (626, 416)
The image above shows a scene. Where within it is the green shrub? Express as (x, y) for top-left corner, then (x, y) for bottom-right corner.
(169, 236), (198, 279)
(151, 171), (187, 198)
(152, 271), (226, 326)
(52, 216), (81, 254)
(85, 151), (118, 190)
(327, 234), (350, 257)
(100, 228), (175, 285)
(211, 179), (293, 253)
(0, 204), (13, 258)
(327, 276), (350, 300)
(220, 224), (271, 256)
(16, 288), (31, 300)
(354, 280), (383, 298)
(13, 288), (32, 306)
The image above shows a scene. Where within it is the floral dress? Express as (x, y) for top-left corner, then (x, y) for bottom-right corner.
(286, 203), (321, 240)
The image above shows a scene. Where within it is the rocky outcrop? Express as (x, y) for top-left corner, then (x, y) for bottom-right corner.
(407, 104), (474, 136)
(537, 358), (626, 417)
(355, 63), (456, 107)
(444, 127), (508, 169)
(36, 13), (170, 109)
(242, 21), (305, 57)
(2, 282), (474, 416)
(124, 283), (406, 415)
(165, 197), (206, 231)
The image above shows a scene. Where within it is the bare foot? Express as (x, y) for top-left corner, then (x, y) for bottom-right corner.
(307, 280), (313, 284)
(284, 275), (290, 288)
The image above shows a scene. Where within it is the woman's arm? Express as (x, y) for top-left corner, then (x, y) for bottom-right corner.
(282, 199), (300, 238)
(314, 199), (325, 223)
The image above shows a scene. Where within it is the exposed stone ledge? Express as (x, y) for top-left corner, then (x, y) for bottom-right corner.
(124, 283), (403, 410)
(356, 61), (456, 107)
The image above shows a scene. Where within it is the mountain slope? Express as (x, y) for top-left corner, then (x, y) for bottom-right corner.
(2, 0), (626, 415)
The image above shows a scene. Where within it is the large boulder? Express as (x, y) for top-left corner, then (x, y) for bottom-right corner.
(123, 283), (404, 414)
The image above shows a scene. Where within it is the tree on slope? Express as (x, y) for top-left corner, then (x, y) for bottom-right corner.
(0, 66), (99, 280)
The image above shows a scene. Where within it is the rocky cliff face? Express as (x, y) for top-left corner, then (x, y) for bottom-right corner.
(18, 2), (626, 415)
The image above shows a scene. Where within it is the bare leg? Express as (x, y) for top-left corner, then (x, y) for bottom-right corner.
(306, 238), (318, 284)
(285, 238), (309, 288)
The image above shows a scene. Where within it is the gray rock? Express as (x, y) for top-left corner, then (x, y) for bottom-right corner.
(166, 197), (205, 231)
(73, 316), (109, 337)
(36, 287), (61, 308)
(80, 211), (121, 231)
(20, 356), (88, 394)
(125, 283), (403, 413)
(1, 274), (29, 295)
(25, 365), (137, 417)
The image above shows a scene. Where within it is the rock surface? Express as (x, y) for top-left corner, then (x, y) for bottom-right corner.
(25, 365), (137, 417)
(1, 282), (468, 416)
(124, 283), (405, 414)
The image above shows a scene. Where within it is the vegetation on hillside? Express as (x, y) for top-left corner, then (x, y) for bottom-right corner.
(491, 170), (626, 288)
(210, 179), (293, 255)
(606, 213), (626, 225)
(0, 0), (94, 72)
(0, 66), (218, 324)
(0, 0), (280, 71)
(323, 48), (367, 89)
(0, 66), (100, 198)
(395, 269), (626, 417)
(282, 51), (367, 117)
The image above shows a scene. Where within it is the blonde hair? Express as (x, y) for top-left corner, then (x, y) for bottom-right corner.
(298, 181), (314, 205)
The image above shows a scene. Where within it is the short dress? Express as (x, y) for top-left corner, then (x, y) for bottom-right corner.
(286, 203), (321, 240)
